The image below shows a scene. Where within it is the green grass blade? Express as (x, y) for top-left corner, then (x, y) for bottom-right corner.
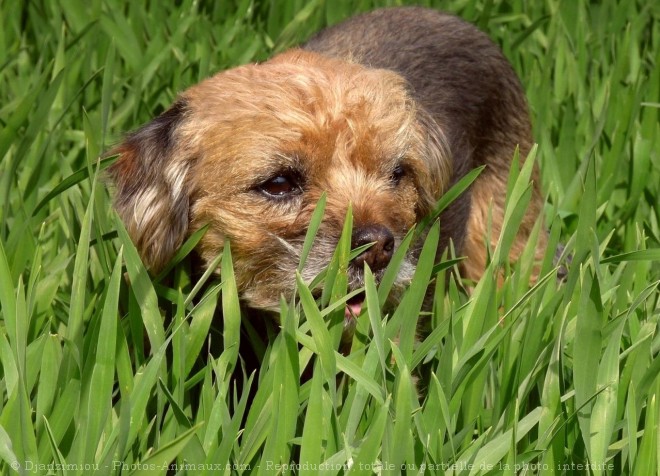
(205, 372), (254, 471)
(416, 165), (485, 236)
(389, 344), (414, 471)
(378, 225), (414, 306)
(113, 212), (166, 351)
(124, 336), (172, 452)
(130, 425), (203, 476)
(0, 240), (18, 365)
(300, 365), (325, 470)
(574, 270), (604, 461)
(365, 266), (387, 375)
(601, 249), (660, 264)
(155, 224), (210, 282)
(220, 240), (241, 375)
(82, 249), (122, 464)
(335, 352), (384, 405)
(67, 174), (96, 349)
(297, 272), (336, 384)
(0, 424), (19, 471)
(347, 397), (390, 476)
(386, 220), (440, 361)
(590, 318), (625, 474)
(298, 192), (327, 272)
(32, 146), (117, 217)
(633, 390), (657, 475)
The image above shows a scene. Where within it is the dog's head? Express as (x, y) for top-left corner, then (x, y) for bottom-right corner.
(108, 49), (450, 315)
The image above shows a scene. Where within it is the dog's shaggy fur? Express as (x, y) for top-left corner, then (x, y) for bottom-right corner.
(108, 7), (546, 319)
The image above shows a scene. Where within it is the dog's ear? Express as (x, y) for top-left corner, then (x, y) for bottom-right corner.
(107, 99), (195, 271)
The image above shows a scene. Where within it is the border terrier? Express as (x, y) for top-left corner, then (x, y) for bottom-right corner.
(108, 7), (546, 325)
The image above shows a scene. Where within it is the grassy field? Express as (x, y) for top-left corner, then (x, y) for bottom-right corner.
(1, 0), (659, 474)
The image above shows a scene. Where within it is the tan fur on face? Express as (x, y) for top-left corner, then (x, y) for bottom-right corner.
(160, 50), (450, 310)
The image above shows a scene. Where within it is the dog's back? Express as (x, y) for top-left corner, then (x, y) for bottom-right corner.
(304, 7), (545, 278)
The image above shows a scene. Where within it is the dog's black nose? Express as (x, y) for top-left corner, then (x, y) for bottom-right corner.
(351, 225), (395, 272)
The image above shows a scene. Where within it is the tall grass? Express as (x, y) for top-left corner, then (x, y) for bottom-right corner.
(1, 1), (659, 474)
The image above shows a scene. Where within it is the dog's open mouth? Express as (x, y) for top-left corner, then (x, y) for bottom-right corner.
(345, 292), (365, 321)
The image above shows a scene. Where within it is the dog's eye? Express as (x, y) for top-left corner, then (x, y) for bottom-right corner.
(390, 165), (407, 185)
(258, 173), (302, 197)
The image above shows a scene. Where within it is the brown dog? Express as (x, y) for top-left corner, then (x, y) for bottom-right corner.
(108, 7), (545, 321)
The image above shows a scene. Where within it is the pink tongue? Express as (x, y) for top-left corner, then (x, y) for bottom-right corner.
(345, 301), (363, 320)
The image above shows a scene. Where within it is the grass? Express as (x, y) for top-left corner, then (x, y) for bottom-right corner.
(1, 0), (659, 474)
